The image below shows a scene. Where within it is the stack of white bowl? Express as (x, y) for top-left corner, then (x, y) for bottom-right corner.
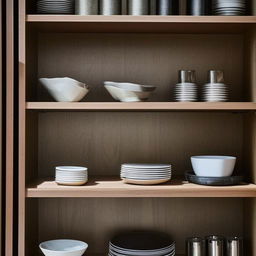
(213, 0), (246, 16)
(37, 0), (75, 14)
(55, 166), (88, 186)
(121, 163), (172, 185)
(174, 70), (198, 102)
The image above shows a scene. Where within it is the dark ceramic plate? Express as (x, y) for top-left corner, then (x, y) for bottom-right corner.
(185, 171), (243, 186)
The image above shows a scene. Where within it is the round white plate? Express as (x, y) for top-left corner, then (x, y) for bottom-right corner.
(123, 178), (170, 185)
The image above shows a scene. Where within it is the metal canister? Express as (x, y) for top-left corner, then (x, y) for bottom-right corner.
(128, 0), (150, 15)
(208, 70), (224, 84)
(206, 236), (224, 256)
(157, 0), (179, 15)
(179, 70), (196, 83)
(186, 237), (206, 256)
(226, 237), (243, 256)
(75, 0), (98, 15)
(100, 0), (121, 15)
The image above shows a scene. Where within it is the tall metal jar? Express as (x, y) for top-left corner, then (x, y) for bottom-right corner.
(157, 0), (179, 15)
(187, 0), (211, 15)
(128, 0), (150, 15)
(75, 0), (98, 15)
(100, 0), (122, 15)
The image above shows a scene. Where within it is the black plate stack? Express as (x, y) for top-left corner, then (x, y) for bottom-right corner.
(37, 0), (74, 14)
(109, 231), (175, 256)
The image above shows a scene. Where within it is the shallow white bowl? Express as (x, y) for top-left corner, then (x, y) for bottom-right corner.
(39, 77), (89, 102)
(191, 155), (236, 177)
(39, 239), (88, 256)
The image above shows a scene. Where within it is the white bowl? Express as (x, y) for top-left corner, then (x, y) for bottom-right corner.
(191, 155), (236, 177)
(104, 81), (156, 102)
(39, 77), (89, 102)
(39, 239), (88, 256)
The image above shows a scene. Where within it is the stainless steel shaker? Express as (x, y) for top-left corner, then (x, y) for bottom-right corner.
(75, 0), (98, 15)
(128, 0), (150, 15)
(100, 0), (122, 15)
(206, 236), (224, 256)
(226, 237), (243, 256)
(186, 237), (206, 256)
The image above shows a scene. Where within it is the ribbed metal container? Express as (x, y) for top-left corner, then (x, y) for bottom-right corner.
(157, 0), (179, 15)
(128, 0), (150, 15)
(75, 0), (98, 15)
(187, 0), (210, 15)
(100, 0), (121, 15)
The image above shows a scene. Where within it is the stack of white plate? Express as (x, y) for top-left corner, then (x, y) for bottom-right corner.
(55, 166), (88, 186)
(174, 83), (198, 102)
(121, 164), (172, 185)
(212, 0), (246, 15)
(203, 83), (229, 102)
(109, 231), (175, 256)
(37, 0), (74, 14)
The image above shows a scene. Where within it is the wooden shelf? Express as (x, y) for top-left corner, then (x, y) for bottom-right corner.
(26, 15), (256, 33)
(26, 102), (256, 111)
(26, 176), (256, 198)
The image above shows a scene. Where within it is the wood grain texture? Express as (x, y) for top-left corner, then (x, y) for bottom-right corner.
(38, 112), (244, 178)
(26, 102), (256, 111)
(6, 0), (14, 255)
(37, 33), (244, 102)
(26, 177), (256, 198)
(37, 198), (244, 255)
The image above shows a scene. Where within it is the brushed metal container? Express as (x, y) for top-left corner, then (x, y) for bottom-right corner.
(128, 0), (150, 15)
(186, 237), (206, 256)
(187, 0), (211, 15)
(208, 70), (224, 84)
(75, 0), (98, 15)
(100, 0), (121, 15)
(179, 70), (196, 83)
(157, 0), (179, 15)
(206, 236), (224, 256)
(226, 237), (243, 256)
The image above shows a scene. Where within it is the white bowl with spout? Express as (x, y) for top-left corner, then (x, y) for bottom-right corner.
(39, 239), (88, 256)
(39, 77), (89, 102)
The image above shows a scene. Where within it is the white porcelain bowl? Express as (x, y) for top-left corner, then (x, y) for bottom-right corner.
(39, 239), (88, 256)
(39, 77), (89, 102)
(191, 156), (236, 177)
(104, 81), (156, 102)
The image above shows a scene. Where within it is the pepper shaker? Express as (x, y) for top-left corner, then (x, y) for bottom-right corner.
(186, 237), (206, 256)
(206, 236), (224, 256)
(157, 0), (179, 15)
(75, 0), (98, 15)
(187, 0), (211, 15)
(128, 0), (150, 15)
(226, 237), (243, 256)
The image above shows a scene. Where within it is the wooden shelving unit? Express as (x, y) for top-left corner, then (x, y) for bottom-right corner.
(16, 1), (256, 255)
(27, 102), (256, 111)
(27, 177), (256, 198)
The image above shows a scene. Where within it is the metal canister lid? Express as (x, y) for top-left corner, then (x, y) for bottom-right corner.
(179, 70), (196, 83)
(208, 70), (224, 83)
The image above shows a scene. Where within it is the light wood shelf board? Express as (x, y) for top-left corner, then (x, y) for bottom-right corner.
(27, 15), (256, 24)
(26, 102), (256, 111)
(26, 176), (256, 198)
(26, 15), (256, 33)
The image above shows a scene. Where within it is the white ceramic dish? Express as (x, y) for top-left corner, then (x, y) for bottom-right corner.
(39, 77), (89, 102)
(104, 81), (156, 102)
(123, 178), (170, 185)
(56, 180), (87, 186)
(191, 155), (236, 177)
(39, 239), (88, 256)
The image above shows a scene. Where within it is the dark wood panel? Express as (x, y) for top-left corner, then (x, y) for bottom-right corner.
(38, 112), (243, 178)
(36, 33), (244, 102)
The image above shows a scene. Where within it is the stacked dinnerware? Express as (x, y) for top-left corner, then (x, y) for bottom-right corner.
(212, 0), (246, 16)
(109, 231), (175, 256)
(121, 163), (172, 185)
(37, 0), (74, 14)
(202, 70), (229, 102)
(55, 166), (88, 186)
(174, 70), (198, 102)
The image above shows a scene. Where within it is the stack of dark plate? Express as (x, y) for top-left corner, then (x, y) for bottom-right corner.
(37, 0), (74, 14)
(212, 0), (246, 16)
(109, 231), (175, 256)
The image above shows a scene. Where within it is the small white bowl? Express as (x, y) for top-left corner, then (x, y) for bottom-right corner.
(39, 77), (89, 102)
(39, 239), (88, 256)
(191, 156), (236, 177)
(104, 81), (156, 102)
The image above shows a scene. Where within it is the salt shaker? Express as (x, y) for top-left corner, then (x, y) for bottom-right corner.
(128, 0), (150, 15)
(157, 0), (179, 15)
(75, 0), (98, 15)
(100, 0), (122, 15)
(186, 237), (206, 256)
(206, 236), (224, 256)
(226, 237), (243, 256)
